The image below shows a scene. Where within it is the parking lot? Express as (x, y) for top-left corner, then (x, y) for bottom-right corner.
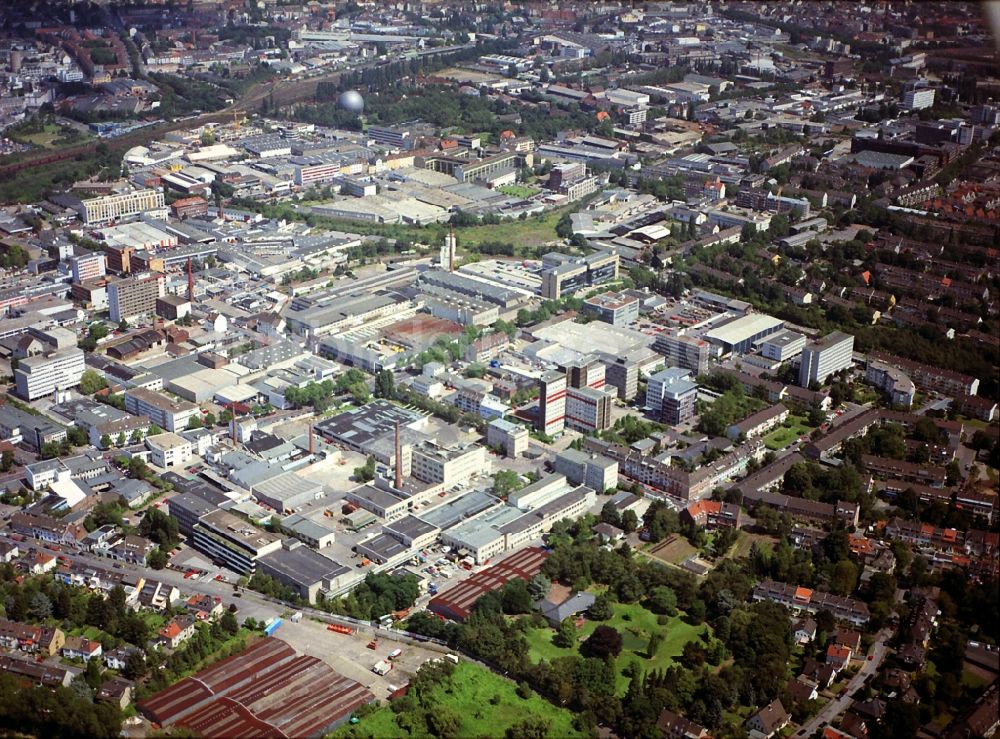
(275, 618), (447, 700)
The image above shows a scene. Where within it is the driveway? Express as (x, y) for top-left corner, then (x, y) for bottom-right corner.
(791, 628), (893, 738)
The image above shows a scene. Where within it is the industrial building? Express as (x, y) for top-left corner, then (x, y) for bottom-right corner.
(582, 291), (639, 327)
(759, 330), (807, 362)
(486, 418), (529, 458)
(704, 313), (784, 355)
(428, 547), (548, 621)
(553, 449), (619, 492)
(256, 541), (351, 603)
(138, 638), (374, 736)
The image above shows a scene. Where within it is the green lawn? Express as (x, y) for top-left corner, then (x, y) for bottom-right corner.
(331, 661), (583, 738)
(498, 184), (540, 199)
(524, 601), (707, 694)
(763, 415), (815, 451)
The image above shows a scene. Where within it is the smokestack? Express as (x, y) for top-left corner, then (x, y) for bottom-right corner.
(231, 404), (237, 444)
(308, 424), (314, 455)
(187, 257), (195, 303)
(449, 227), (455, 272)
(394, 421), (403, 490)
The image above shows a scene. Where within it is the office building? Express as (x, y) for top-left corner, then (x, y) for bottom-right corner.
(537, 370), (567, 436)
(799, 331), (854, 387)
(367, 125), (411, 150)
(565, 386), (612, 432)
(145, 432), (193, 468)
(77, 189), (166, 226)
(70, 253), (106, 283)
(292, 155), (342, 187)
(653, 331), (710, 374)
(903, 87), (935, 110)
(582, 291), (639, 327)
(14, 347), (85, 401)
(486, 418), (529, 458)
(554, 449), (619, 492)
(540, 251), (619, 299)
(108, 273), (166, 323)
(647, 367), (698, 424)
(759, 330), (807, 362)
(411, 443), (486, 487)
(124, 388), (199, 432)
(192, 509), (282, 575)
(563, 356), (606, 391)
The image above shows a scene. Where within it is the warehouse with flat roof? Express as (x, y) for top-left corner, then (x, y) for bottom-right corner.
(704, 313), (785, 354)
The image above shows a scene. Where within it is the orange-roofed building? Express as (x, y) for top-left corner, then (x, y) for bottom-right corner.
(826, 644), (853, 668)
(596, 110), (610, 122)
(500, 130), (515, 140)
(794, 587), (813, 604)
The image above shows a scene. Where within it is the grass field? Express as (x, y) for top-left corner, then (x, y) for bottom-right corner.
(498, 184), (540, 199)
(763, 415), (815, 451)
(457, 209), (566, 249)
(331, 661), (583, 738)
(647, 535), (698, 565)
(524, 601), (707, 694)
(730, 531), (779, 560)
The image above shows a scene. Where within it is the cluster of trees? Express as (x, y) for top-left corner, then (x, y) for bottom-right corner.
(599, 415), (666, 446)
(321, 572), (421, 621)
(0, 674), (121, 738)
(696, 385), (766, 438)
(407, 521), (800, 736)
(284, 370), (370, 411)
(0, 243), (30, 270)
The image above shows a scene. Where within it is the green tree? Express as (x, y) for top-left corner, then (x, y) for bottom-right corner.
(621, 509), (638, 534)
(78, 369), (107, 395)
(492, 470), (523, 498)
(506, 716), (551, 739)
(554, 616), (577, 648)
(0, 450), (13, 473)
(100, 434), (112, 449)
(646, 586), (678, 616)
(186, 415), (203, 430)
(374, 369), (395, 399)
(354, 455), (376, 483)
(148, 548), (167, 570)
(588, 594), (613, 621)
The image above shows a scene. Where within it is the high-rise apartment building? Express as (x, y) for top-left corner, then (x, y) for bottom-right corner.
(799, 331), (855, 387)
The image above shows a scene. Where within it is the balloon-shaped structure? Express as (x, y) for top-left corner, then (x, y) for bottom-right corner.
(337, 90), (365, 113)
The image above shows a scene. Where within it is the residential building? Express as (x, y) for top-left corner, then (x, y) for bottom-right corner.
(752, 580), (870, 625)
(62, 636), (102, 662)
(158, 615), (197, 649)
(727, 404), (789, 441)
(14, 347), (85, 400)
(799, 331), (854, 387)
(759, 330), (807, 362)
(656, 709), (708, 739)
(747, 699), (791, 739)
(682, 499), (742, 530)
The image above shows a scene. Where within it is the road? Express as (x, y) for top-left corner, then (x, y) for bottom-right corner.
(792, 628), (893, 738)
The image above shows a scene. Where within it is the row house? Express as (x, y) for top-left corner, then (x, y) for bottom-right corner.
(752, 579), (870, 626)
(10, 512), (87, 546)
(0, 619), (64, 656)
